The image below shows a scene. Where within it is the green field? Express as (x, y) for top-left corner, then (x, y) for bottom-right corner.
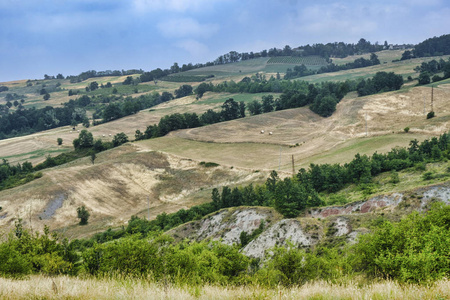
(267, 56), (328, 66)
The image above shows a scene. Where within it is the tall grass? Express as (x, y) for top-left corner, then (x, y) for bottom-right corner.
(0, 275), (448, 299)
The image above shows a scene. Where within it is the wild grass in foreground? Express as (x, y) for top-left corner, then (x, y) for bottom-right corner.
(0, 275), (448, 300)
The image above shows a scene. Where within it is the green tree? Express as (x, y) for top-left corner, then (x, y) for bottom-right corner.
(220, 98), (240, 121)
(418, 72), (431, 85)
(274, 178), (308, 218)
(174, 85), (193, 98)
(73, 130), (94, 149)
(57, 138), (63, 145)
(77, 206), (90, 225)
(89, 81), (99, 91)
(43, 93), (50, 100)
(112, 132), (129, 147)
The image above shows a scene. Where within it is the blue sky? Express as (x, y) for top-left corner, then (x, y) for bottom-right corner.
(1, 0), (449, 82)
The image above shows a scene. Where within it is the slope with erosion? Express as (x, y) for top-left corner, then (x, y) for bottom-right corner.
(148, 84), (450, 171)
(0, 143), (268, 238)
(169, 180), (450, 259)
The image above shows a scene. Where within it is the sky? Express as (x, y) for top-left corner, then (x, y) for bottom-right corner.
(1, 0), (449, 82)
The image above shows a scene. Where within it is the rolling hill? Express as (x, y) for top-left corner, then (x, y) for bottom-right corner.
(0, 50), (449, 239)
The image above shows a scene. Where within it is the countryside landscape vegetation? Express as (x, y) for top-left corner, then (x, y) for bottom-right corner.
(0, 33), (450, 299)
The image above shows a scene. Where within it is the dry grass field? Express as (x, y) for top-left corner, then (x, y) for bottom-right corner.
(0, 143), (267, 238)
(1, 51), (450, 238)
(1, 80), (449, 237)
(0, 275), (448, 300)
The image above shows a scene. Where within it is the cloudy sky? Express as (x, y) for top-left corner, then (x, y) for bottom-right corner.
(1, 0), (449, 82)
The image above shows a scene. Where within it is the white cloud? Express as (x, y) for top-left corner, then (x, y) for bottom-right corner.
(288, 2), (407, 42)
(157, 18), (219, 38)
(176, 39), (209, 58)
(132, 0), (232, 13)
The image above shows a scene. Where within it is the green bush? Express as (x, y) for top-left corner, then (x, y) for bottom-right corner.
(353, 203), (450, 283)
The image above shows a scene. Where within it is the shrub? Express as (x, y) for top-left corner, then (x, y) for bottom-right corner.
(353, 203), (450, 283)
(427, 111), (435, 119)
(77, 206), (90, 225)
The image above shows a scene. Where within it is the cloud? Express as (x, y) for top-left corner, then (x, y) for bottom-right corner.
(176, 39), (209, 58)
(287, 2), (408, 42)
(132, 0), (232, 13)
(157, 18), (219, 38)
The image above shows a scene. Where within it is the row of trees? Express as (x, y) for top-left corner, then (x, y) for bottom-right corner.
(0, 105), (87, 140)
(244, 81), (349, 118)
(356, 72), (404, 96)
(414, 58), (450, 85)
(284, 53), (381, 80)
(412, 33), (450, 58)
(139, 98), (245, 139)
(125, 132), (450, 233)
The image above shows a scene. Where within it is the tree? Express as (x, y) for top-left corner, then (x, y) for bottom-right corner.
(274, 178), (307, 218)
(57, 138), (63, 145)
(90, 152), (96, 165)
(262, 95), (274, 113)
(112, 132), (129, 147)
(43, 93), (50, 100)
(89, 81), (99, 91)
(77, 206), (90, 225)
(220, 98), (240, 121)
(74, 130), (94, 149)
(418, 72), (431, 85)
(122, 76), (133, 85)
(174, 85), (193, 98)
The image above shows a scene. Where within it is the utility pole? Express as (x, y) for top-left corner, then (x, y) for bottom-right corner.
(278, 147), (281, 171)
(291, 155), (295, 175)
(365, 112), (368, 137)
(147, 196), (150, 221)
(431, 86), (434, 112)
(423, 95), (426, 115)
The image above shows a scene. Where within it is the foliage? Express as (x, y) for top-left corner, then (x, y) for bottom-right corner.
(112, 132), (129, 147)
(353, 203), (450, 283)
(174, 85), (193, 98)
(57, 137), (63, 145)
(0, 104), (87, 140)
(77, 206), (90, 225)
(413, 34), (450, 57)
(0, 221), (78, 278)
(284, 53), (381, 80)
(357, 72), (404, 96)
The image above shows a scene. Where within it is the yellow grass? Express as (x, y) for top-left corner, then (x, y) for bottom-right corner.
(0, 275), (448, 299)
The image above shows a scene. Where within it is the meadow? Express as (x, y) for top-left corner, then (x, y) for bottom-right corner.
(0, 275), (448, 300)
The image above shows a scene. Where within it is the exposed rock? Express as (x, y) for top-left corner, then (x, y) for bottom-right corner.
(170, 182), (450, 259)
(243, 219), (318, 258)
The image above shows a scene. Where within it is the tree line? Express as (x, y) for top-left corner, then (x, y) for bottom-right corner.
(102, 131), (449, 238)
(0, 105), (87, 140)
(414, 57), (450, 85)
(284, 53), (381, 80)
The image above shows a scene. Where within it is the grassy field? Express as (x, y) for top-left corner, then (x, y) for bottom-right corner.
(0, 275), (448, 300)
(1, 49), (450, 239)
(302, 54), (450, 83)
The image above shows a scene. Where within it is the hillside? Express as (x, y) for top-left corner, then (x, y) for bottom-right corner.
(0, 50), (449, 239)
(169, 180), (450, 258)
